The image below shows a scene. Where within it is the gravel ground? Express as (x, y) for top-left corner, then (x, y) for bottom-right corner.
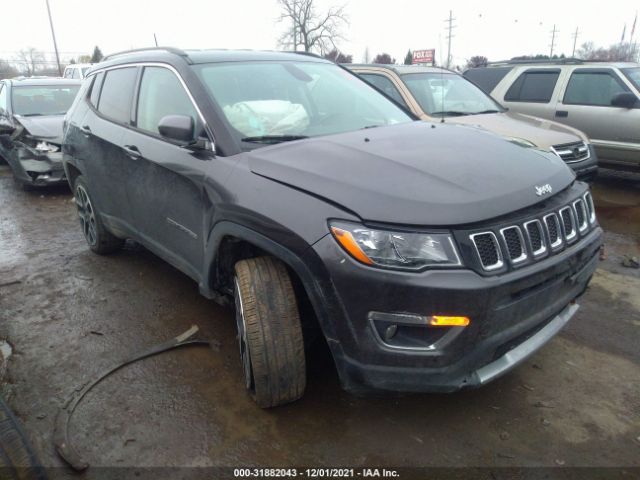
(0, 165), (639, 476)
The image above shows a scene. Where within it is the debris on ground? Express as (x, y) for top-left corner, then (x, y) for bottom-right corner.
(54, 325), (212, 471)
(622, 255), (640, 269)
(599, 245), (607, 261)
(533, 401), (555, 409)
(497, 452), (515, 459)
(499, 431), (510, 441)
(36, 413), (46, 420)
(541, 419), (551, 427)
(0, 280), (21, 289)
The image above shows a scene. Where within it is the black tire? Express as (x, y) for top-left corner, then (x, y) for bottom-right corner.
(0, 398), (47, 480)
(73, 175), (124, 254)
(234, 256), (306, 408)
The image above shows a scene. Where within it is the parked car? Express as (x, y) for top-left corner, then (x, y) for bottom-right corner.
(348, 64), (598, 181)
(63, 63), (92, 80)
(63, 48), (602, 407)
(464, 60), (640, 172)
(0, 77), (81, 189)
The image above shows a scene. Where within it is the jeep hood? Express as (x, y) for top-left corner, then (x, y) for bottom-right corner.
(451, 111), (588, 149)
(14, 115), (64, 144)
(248, 121), (575, 226)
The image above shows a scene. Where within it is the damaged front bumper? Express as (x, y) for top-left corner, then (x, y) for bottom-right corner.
(14, 149), (67, 187)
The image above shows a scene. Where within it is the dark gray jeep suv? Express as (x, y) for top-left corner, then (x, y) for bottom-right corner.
(62, 48), (602, 407)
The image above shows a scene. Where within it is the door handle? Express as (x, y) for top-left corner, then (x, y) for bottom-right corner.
(123, 144), (141, 160)
(555, 110), (569, 118)
(80, 125), (91, 137)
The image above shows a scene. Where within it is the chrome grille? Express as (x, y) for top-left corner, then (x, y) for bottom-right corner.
(560, 207), (577, 242)
(543, 213), (563, 250)
(469, 193), (597, 272)
(524, 220), (546, 257)
(500, 226), (527, 264)
(551, 141), (590, 164)
(584, 192), (596, 224)
(470, 232), (503, 271)
(573, 199), (588, 233)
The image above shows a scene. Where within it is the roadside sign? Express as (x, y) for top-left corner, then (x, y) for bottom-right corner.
(412, 49), (435, 65)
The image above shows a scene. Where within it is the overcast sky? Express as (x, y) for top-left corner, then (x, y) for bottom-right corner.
(1, 0), (638, 67)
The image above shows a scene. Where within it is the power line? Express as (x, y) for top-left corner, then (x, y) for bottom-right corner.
(549, 24), (558, 57)
(444, 10), (456, 69)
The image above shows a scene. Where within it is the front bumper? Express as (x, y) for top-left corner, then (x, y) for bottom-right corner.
(567, 144), (598, 182)
(15, 151), (67, 186)
(310, 225), (602, 393)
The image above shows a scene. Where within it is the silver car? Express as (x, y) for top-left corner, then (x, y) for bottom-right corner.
(465, 61), (640, 171)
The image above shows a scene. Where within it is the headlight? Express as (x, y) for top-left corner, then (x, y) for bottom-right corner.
(329, 221), (462, 270)
(35, 141), (60, 153)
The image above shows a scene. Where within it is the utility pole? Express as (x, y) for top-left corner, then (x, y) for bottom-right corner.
(154, 33), (159, 47)
(549, 24), (558, 58)
(292, 1), (298, 51)
(444, 10), (456, 69)
(571, 27), (579, 57)
(45, 0), (62, 77)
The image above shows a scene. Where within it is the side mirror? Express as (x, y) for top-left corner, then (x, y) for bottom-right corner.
(611, 92), (637, 109)
(158, 115), (194, 143)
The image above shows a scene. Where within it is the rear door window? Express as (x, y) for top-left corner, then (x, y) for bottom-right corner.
(135, 66), (198, 137)
(89, 72), (104, 107)
(97, 67), (138, 124)
(359, 73), (409, 108)
(463, 67), (512, 94)
(504, 70), (560, 103)
(563, 70), (630, 106)
(71, 68), (80, 79)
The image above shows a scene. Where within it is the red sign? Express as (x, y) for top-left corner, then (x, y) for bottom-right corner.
(412, 49), (435, 64)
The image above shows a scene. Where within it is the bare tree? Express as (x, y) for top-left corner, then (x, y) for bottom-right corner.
(363, 47), (370, 63)
(14, 48), (45, 76)
(323, 48), (352, 63)
(466, 55), (489, 69)
(0, 59), (19, 79)
(576, 41), (638, 61)
(372, 53), (395, 64)
(277, 0), (348, 54)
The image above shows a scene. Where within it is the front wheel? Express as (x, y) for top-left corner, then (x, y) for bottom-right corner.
(74, 175), (124, 254)
(234, 256), (306, 408)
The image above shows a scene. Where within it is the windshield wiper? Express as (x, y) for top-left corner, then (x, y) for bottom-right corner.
(241, 134), (309, 144)
(472, 109), (502, 115)
(430, 111), (469, 117)
(19, 113), (44, 117)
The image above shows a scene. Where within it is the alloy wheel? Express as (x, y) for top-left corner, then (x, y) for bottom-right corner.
(234, 278), (254, 391)
(75, 185), (97, 247)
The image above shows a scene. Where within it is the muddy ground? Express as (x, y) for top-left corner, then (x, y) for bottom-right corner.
(0, 164), (639, 475)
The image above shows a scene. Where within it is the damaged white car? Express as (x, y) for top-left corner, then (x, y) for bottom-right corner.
(0, 78), (80, 189)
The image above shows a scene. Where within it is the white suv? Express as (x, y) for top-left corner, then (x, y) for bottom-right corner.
(465, 61), (640, 172)
(63, 63), (92, 80)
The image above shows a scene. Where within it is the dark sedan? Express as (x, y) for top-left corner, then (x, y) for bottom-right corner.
(0, 77), (81, 189)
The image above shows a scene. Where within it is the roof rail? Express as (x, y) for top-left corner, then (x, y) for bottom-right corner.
(288, 51), (325, 59)
(103, 47), (192, 63)
(486, 57), (594, 66)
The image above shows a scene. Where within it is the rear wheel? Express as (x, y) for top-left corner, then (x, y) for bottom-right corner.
(74, 175), (124, 254)
(234, 256), (306, 407)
